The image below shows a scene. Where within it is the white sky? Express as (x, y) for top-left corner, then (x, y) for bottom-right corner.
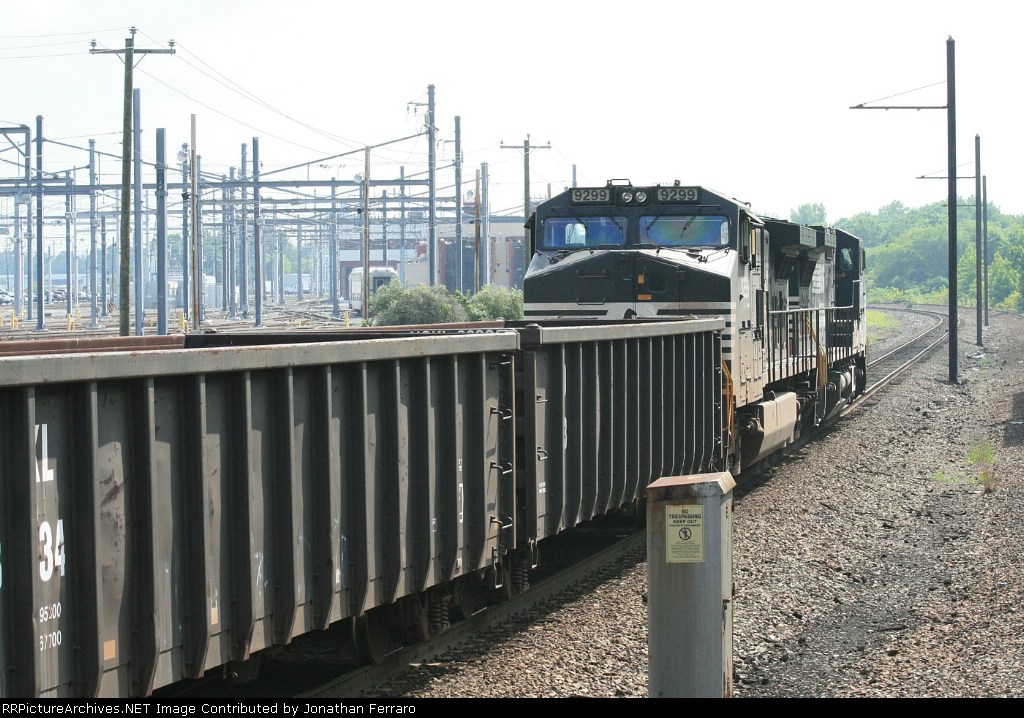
(0, 0), (1018, 223)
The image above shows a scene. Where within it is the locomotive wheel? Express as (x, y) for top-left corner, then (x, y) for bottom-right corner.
(351, 608), (391, 665)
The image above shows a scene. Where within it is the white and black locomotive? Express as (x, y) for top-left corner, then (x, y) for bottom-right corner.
(523, 180), (868, 474)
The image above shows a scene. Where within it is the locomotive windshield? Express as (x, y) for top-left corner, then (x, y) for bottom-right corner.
(539, 213), (729, 250)
(541, 216), (627, 249)
(640, 215), (729, 248)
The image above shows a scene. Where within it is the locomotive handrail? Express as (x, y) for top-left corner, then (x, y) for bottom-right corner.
(801, 314), (827, 390)
(722, 358), (736, 442)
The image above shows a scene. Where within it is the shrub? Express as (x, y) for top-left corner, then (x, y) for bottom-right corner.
(370, 283), (468, 326)
(461, 285), (524, 321)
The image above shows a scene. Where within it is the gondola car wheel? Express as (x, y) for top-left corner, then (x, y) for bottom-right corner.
(399, 594), (432, 645)
(351, 608), (391, 665)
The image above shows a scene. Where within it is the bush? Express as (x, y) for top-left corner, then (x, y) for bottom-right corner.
(369, 283), (468, 326)
(460, 285), (524, 321)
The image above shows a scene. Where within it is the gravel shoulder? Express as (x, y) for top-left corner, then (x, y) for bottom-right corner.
(371, 307), (1024, 698)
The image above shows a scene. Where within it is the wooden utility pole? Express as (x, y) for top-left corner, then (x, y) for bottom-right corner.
(91, 28), (175, 336)
(502, 135), (551, 224)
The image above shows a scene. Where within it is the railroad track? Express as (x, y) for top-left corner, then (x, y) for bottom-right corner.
(849, 305), (948, 410)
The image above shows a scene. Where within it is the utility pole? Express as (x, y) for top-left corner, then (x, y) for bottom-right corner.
(190, 116), (200, 332)
(221, 176), (228, 311)
(382, 190), (389, 266)
(228, 167), (236, 317)
(481, 162), (489, 288)
(427, 85), (437, 286)
(362, 147), (371, 317)
(240, 143), (249, 317)
(88, 139), (101, 328)
(399, 166), (407, 285)
(297, 224), (303, 302)
(454, 116), (463, 292)
(35, 115), (43, 331)
(177, 143), (189, 317)
(850, 37), (957, 383)
(331, 181), (339, 317)
(253, 136), (263, 328)
(983, 176), (989, 327)
(91, 28), (175, 336)
(946, 37), (957, 383)
(502, 135), (551, 225)
(133, 87), (143, 335)
(474, 169), (481, 292)
(974, 134), (982, 346)
(156, 128), (168, 335)
(101, 215), (107, 317)
(64, 172), (72, 319)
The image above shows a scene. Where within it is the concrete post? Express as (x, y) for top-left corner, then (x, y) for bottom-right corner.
(647, 471), (735, 698)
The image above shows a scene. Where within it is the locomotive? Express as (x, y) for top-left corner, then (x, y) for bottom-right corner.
(523, 180), (868, 474)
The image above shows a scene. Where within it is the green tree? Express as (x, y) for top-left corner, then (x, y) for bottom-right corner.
(790, 203), (827, 225)
(957, 243), (980, 306)
(819, 194), (1024, 308)
(838, 200), (945, 249)
(987, 255), (1018, 307)
(867, 225), (949, 291)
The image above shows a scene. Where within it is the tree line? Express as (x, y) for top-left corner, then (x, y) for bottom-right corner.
(791, 199), (1024, 310)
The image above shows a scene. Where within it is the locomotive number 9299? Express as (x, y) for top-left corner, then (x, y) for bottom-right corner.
(657, 187), (699, 202)
(571, 188), (610, 203)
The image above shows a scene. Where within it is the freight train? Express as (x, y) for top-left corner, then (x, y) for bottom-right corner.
(523, 180), (867, 473)
(0, 181), (865, 698)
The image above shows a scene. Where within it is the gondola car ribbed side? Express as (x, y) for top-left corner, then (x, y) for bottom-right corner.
(514, 320), (722, 548)
(0, 330), (516, 696)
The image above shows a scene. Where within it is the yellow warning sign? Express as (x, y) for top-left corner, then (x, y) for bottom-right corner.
(665, 504), (704, 563)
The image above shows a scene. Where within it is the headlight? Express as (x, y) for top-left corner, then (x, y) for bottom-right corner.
(621, 191), (634, 203)
(635, 190), (648, 203)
